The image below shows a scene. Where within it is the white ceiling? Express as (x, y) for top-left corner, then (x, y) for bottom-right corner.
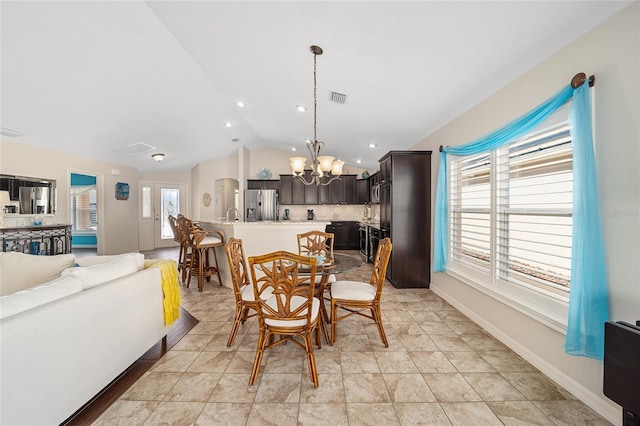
(1, 1), (632, 173)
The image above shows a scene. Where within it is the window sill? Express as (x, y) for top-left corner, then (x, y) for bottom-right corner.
(445, 267), (568, 335)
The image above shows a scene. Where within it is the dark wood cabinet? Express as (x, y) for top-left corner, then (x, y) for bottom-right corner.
(318, 180), (332, 204)
(342, 175), (357, 204)
(247, 179), (279, 190)
(380, 157), (392, 183)
(303, 176), (318, 204)
(279, 175), (293, 205)
(280, 172), (316, 205)
(378, 151), (432, 288)
(325, 221), (359, 250)
(275, 174), (359, 205)
(356, 179), (369, 204)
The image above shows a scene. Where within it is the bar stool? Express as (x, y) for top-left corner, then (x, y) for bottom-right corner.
(177, 216), (224, 291)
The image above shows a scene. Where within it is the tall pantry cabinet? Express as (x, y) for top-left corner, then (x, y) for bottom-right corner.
(379, 151), (432, 288)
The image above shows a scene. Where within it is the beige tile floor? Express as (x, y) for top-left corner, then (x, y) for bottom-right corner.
(92, 249), (611, 425)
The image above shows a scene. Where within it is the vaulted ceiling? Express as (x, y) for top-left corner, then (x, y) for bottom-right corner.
(1, 1), (631, 173)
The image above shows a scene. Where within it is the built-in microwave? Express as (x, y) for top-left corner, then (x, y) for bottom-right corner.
(370, 183), (380, 204)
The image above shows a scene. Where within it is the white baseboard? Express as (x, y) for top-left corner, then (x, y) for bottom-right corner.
(430, 284), (621, 426)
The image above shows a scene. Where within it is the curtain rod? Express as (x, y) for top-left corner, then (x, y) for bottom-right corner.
(438, 72), (595, 153)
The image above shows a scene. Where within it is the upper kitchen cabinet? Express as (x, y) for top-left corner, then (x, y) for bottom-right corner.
(279, 175), (293, 205)
(279, 173), (358, 205)
(356, 178), (369, 204)
(380, 156), (392, 183)
(247, 180), (279, 190)
(378, 151), (432, 289)
(279, 172), (316, 205)
(343, 175), (357, 204)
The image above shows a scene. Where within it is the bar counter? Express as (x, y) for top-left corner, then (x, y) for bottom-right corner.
(197, 220), (330, 289)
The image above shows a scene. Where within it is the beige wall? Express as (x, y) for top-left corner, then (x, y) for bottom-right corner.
(0, 139), (140, 255)
(412, 3), (639, 423)
(190, 152), (239, 221)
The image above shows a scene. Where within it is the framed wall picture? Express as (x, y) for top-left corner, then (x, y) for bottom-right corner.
(115, 182), (129, 200)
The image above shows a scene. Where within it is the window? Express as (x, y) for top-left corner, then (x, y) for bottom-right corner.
(70, 187), (97, 232)
(142, 185), (151, 218)
(448, 122), (572, 328)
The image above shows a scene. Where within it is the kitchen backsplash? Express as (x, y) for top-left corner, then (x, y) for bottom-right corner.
(283, 204), (379, 222)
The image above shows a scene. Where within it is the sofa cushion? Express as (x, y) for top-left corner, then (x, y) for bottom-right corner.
(0, 252), (76, 297)
(62, 255), (139, 289)
(75, 252), (144, 271)
(0, 275), (84, 319)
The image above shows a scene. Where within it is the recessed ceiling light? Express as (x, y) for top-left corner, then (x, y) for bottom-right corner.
(151, 153), (165, 162)
(296, 105), (307, 112)
(368, 143), (378, 148)
(291, 147), (297, 152)
(236, 101), (245, 108)
(356, 159), (362, 164)
(224, 121), (232, 128)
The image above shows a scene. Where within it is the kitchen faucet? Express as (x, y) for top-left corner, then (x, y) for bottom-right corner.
(226, 207), (240, 222)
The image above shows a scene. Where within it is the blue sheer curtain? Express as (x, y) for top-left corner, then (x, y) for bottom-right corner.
(432, 82), (609, 360)
(565, 84), (609, 359)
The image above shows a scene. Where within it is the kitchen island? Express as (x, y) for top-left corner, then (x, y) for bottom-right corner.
(197, 220), (330, 289)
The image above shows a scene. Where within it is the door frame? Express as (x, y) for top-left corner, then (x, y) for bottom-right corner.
(67, 170), (105, 255)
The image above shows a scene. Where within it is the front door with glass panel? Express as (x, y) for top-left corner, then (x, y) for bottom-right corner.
(154, 184), (186, 248)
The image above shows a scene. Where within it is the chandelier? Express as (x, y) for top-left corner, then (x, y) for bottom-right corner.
(289, 45), (344, 186)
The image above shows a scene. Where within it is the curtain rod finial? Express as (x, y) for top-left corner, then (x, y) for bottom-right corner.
(571, 72), (587, 89)
(439, 145), (443, 152)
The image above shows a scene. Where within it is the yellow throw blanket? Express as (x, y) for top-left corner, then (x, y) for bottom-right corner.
(144, 258), (181, 325)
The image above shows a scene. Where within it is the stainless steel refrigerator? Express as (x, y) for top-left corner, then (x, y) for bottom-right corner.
(244, 189), (278, 222)
(19, 187), (51, 214)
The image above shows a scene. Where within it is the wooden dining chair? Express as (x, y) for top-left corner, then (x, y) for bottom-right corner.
(297, 230), (335, 265)
(297, 230), (336, 338)
(330, 237), (392, 347)
(224, 238), (258, 346)
(248, 251), (321, 387)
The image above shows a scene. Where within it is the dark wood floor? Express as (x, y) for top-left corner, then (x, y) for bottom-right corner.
(61, 307), (199, 425)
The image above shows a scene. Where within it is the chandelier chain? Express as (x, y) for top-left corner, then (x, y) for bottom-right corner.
(289, 45), (344, 186)
(313, 50), (317, 143)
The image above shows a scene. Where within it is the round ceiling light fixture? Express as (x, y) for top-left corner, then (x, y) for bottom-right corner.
(151, 153), (165, 162)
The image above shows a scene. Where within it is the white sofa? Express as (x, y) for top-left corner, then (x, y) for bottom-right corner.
(0, 252), (173, 426)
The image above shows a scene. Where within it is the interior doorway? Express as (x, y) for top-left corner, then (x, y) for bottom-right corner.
(69, 171), (103, 255)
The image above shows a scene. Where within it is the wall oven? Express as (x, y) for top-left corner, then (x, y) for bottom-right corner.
(359, 224), (369, 261)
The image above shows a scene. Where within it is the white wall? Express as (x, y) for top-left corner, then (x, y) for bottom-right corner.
(412, 3), (639, 424)
(190, 152), (239, 221)
(1, 139), (140, 255)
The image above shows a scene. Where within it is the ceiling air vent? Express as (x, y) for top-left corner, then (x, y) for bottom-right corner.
(113, 142), (156, 155)
(329, 91), (347, 104)
(1, 127), (26, 138)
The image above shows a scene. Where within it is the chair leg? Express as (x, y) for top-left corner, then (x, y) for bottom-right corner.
(372, 305), (389, 348)
(181, 247), (191, 283)
(330, 300), (338, 346)
(186, 249), (196, 288)
(249, 330), (268, 386)
(198, 248), (205, 292)
(227, 305), (243, 347)
(211, 246), (223, 286)
(305, 330), (319, 387)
